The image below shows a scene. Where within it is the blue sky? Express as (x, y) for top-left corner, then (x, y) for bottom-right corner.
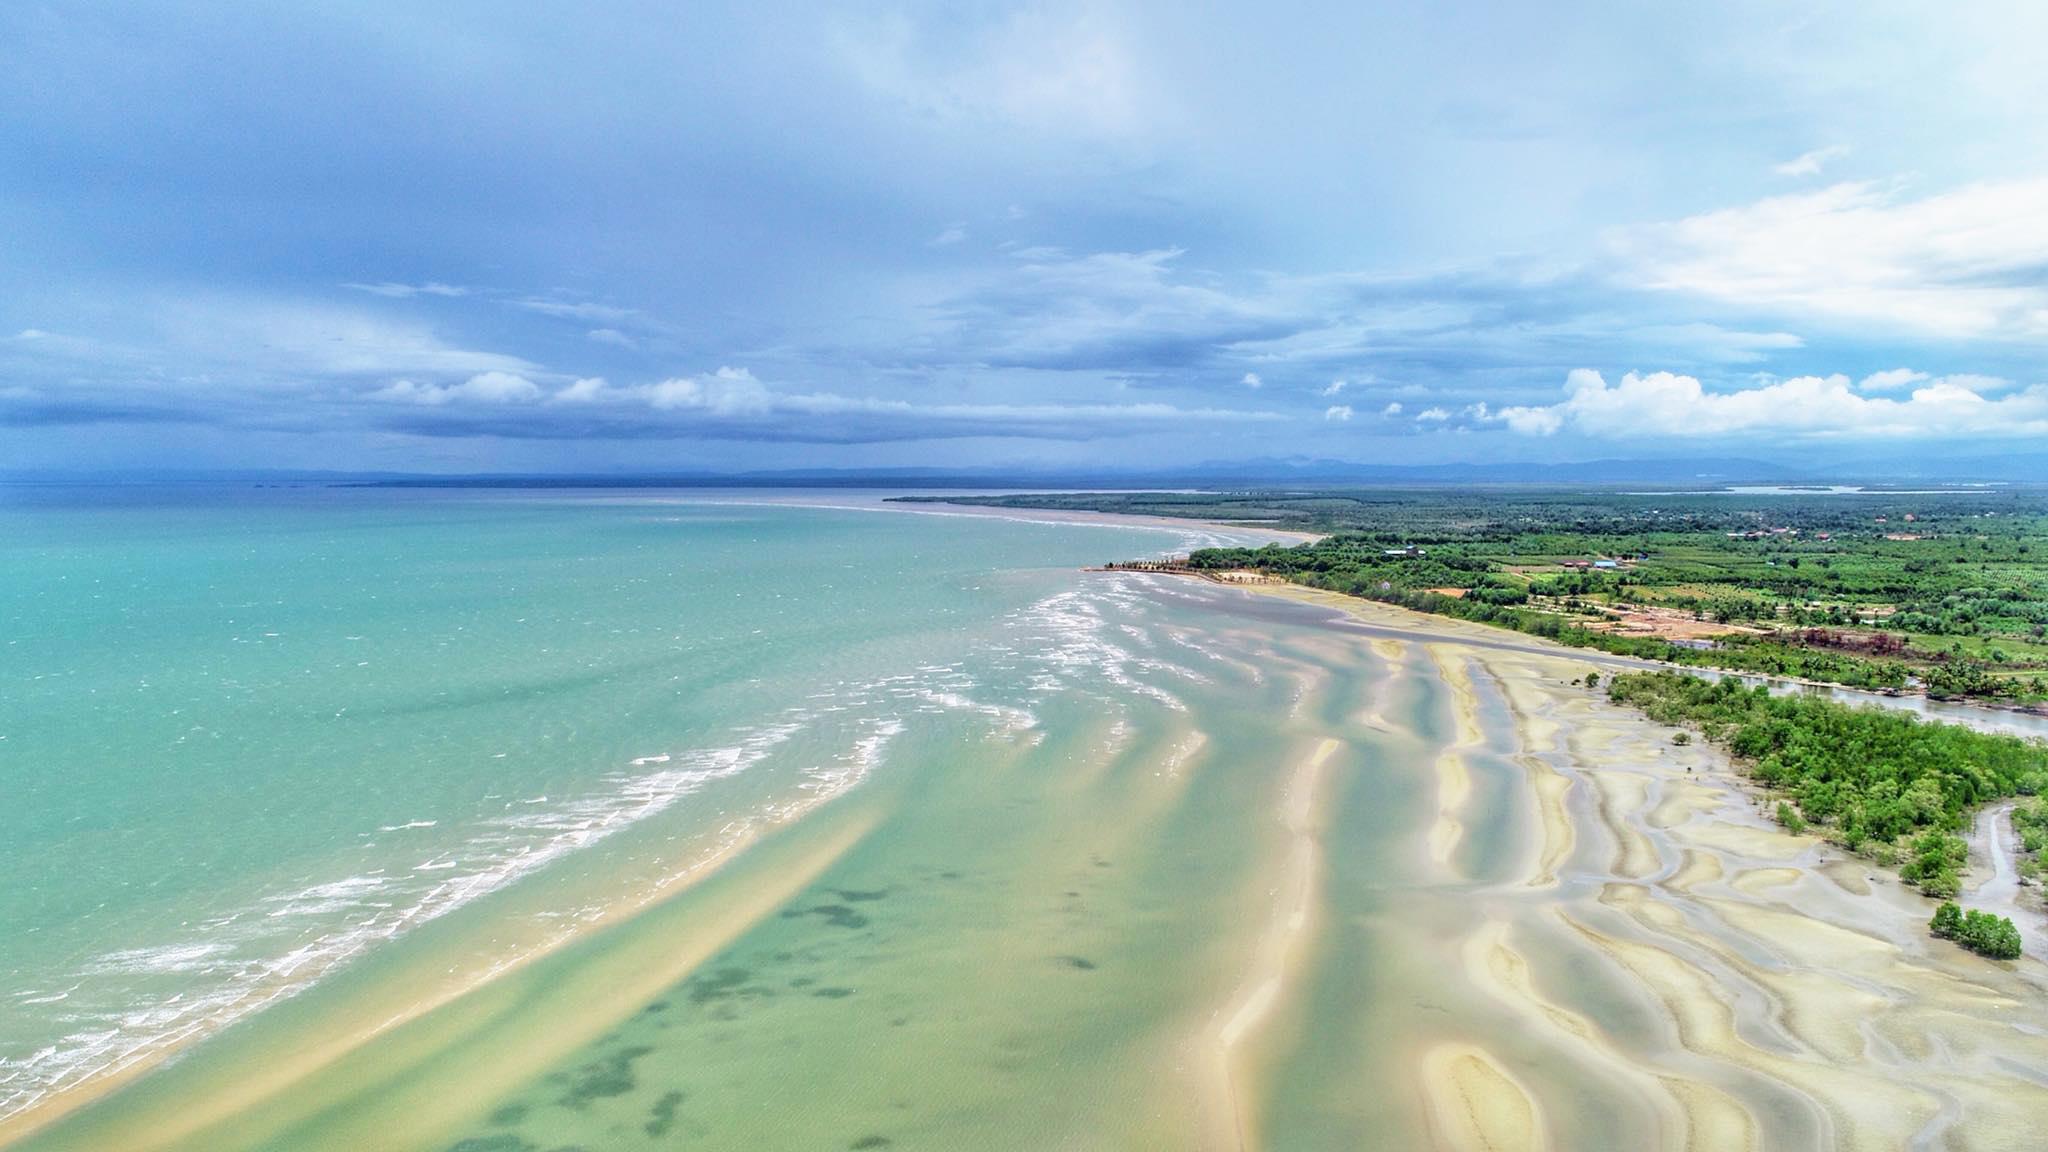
(5, 2), (2048, 473)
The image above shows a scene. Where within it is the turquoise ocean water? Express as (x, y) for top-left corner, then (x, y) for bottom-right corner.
(0, 487), (1252, 1126)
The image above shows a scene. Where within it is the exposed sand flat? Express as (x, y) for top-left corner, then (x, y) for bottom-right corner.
(24, 573), (2048, 1152)
(1730, 867), (1802, 895)
(1419, 1042), (1549, 1152)
(1658, 1076), (1758, 1152)
(1241, 585), (2048, 1151)
(15, 809), (884, 1152)
(1522, 759), (1575, 889)
(1668, 850), (1725, 893)
(1202, 736), (1343, 1151)
(1818, 860), (1872, 896)
(1425, 649), (1485, 871)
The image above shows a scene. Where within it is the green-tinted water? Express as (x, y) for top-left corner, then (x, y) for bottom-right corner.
(4, 489), (1553, 1152)
(0, 489), (1239, 1131)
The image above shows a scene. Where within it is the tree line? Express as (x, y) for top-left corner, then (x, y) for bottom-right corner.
(1605, 671), (2045, 957)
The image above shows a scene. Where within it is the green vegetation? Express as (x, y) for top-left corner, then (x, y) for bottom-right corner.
(2016, 797), (2048, 884)
(1605, 671), (2048, 848)
(1900, 830), (1969, 899)
(1930, 901), (2023, 960)
(1181, 536), (1918, 690)
(1605, 671), (2048, 952)
(938, 486), (2048, 702)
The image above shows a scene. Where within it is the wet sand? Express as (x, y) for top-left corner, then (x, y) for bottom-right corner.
(12, 575), (2048, 1151)
(1261, 585), (2048, 1151)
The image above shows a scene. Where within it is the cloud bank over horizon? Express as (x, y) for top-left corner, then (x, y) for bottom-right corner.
(4, 2), (2047, 473)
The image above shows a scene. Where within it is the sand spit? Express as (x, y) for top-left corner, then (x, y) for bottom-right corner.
(1245, 585), (2048, 1151)
(11, 809), (884, 1152)
(1203, 737), (1343, 1151)
(1425, 648), (1485, 872)
(1419, 1041), (1549, 1152)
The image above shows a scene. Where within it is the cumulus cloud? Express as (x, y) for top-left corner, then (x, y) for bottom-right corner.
(360, 364), (1289, 442)
(1483, 368), (2048, 439)
(1772, 145), (1848, 177)
(1381, 402), (1402, 417)
(1487, 403), (1565, 436)
(1858, 368), (1928, 392)
(1323, 404), (1352, 422)
(1321, 379), (1346, 396)
(1614, 178), (2048, 339)
(553, 366), (774, 414)
(1416, 406), (1450, 422)
(376, 371), (543, 405)
(1241, 372), (1262, 388)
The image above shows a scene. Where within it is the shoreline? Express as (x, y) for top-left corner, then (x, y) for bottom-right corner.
(1368, 598), (2048, 1147)
(1252, 580), (2046, 911)
(14, 506), (2048, 1150)
(0, 731), (896, 1148)
(1234, 578), (2048, 738)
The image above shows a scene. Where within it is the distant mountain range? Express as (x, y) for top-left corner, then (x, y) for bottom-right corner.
(7, 453), (2044, 489)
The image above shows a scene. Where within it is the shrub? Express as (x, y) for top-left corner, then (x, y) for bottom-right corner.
(1930, 901), (1963, 939)
(1930, 902), (2022, 958)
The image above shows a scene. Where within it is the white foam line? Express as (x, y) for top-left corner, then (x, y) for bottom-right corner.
(2, 567), (1210, 1124)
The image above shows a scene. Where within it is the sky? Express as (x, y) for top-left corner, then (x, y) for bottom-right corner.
(5, 1), (2048, 475)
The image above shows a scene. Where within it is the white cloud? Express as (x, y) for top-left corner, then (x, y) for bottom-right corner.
(1241, 372), (1262, 389)
(1416, 406), (1450, 422)
(929, 224), (968, 246)
(1321, 379), (1346, 396)
(1857, 368), (1928, 392)
(343, 281), (469, 298)
(156, 298), (537, 379)
(1381, 402), (1402, 417)
(1484, 368), (2048, 439)
(1614, 178), (2048, 339)
(376, 371), (543, 405)
(512, 298), (638, 323)
(1772, 145), (1849, 177)
(552, 366), (773, 415)
(540, 367), (1284, 432)
(553, 377), (609, 403)
(1323, 404), (1352, 422)
(587, 328), (638, 349)
(1630, 323), (1803, 364)
(1492, 404), (1565, 436)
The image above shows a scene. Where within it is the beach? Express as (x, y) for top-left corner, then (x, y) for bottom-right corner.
(1246, 585), (2048, 1150)
(6, 493), (2046, 1150)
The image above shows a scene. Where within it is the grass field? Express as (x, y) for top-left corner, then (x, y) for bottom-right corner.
(907, 487), (2048, 703)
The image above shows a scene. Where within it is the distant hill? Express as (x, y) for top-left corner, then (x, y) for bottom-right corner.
(5, 453), (2037, 490)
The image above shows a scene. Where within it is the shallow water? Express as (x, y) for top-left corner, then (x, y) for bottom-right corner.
(0, 489), (1246, 1138)
(10, 491), (2048, 1151)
